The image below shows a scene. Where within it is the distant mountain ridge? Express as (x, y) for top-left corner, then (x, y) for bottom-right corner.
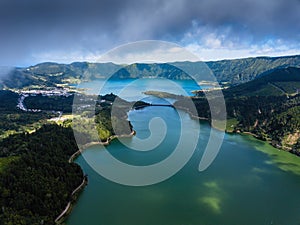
(206, 55), (300, 83)
(1, 55), (300, 89)
(221, 67), (300, 97)
(110, 63), (191, 80)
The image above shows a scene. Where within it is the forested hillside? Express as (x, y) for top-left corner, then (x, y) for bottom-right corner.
(0, 90), (135, 224)
(220, 67), (300, 97)
(171, 67), (300, 153)
(0, 124), (83, 225)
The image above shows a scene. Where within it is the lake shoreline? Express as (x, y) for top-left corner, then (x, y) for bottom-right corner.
(55, 129), (136, 224)
(63, 103), (300, 224)
(55, 176), (88, 224)
(176, 105), (299, 156)
(62, 104), (298, 224)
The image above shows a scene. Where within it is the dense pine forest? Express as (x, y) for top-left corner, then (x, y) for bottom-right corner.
(0, 124), (83, 224)
(0, 90), (133, 224)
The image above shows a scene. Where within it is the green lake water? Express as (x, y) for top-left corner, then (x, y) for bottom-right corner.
(67, 106), (300, 225)
(67, 79), (300, 225)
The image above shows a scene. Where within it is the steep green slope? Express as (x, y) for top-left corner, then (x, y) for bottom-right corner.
(172, 55), (300, 83)
(221, 67), (300, 97)
(205, 55), (300, 83)
(110, 63), (191, 80)
(174, 94), (300, 154)
(169, 67), (300, 154)
(111, 55), (300, 82)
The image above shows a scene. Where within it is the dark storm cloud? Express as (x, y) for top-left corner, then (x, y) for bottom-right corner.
(0, 0), (299, 66)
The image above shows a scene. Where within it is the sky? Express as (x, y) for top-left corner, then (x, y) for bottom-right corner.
(0, 0), (299, 66)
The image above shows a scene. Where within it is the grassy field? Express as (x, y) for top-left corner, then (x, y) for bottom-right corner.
(225, 118), (239, 132)
(211, 118), (238, 132)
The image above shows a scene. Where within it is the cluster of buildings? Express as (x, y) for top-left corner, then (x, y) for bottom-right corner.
(18, 88), (73, 97)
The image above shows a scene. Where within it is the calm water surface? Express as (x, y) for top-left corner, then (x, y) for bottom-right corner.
(76, 78), (204, 101)
(67, 80), (300, 225)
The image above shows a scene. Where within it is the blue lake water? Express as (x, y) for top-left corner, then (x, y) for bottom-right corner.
(66, 79), (300, 225)
(76, 78), (205, 101)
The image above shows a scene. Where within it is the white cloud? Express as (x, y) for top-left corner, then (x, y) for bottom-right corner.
(185, 42), (300, 61)
(33, 41), (200, 65)
(31, 30), (300, 65)
(203, 33), (222, 48)
(181, 23), (300, 61)
(98, 41), (199, 64)
(31, 51), (103, 65)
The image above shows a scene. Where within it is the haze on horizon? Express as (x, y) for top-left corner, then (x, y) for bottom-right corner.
(0, 0), (299, 67)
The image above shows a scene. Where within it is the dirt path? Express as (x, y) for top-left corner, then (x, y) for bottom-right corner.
(269, 82), (288, 95)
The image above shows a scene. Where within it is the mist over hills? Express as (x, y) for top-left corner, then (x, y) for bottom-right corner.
(1, 55), (300, 89)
